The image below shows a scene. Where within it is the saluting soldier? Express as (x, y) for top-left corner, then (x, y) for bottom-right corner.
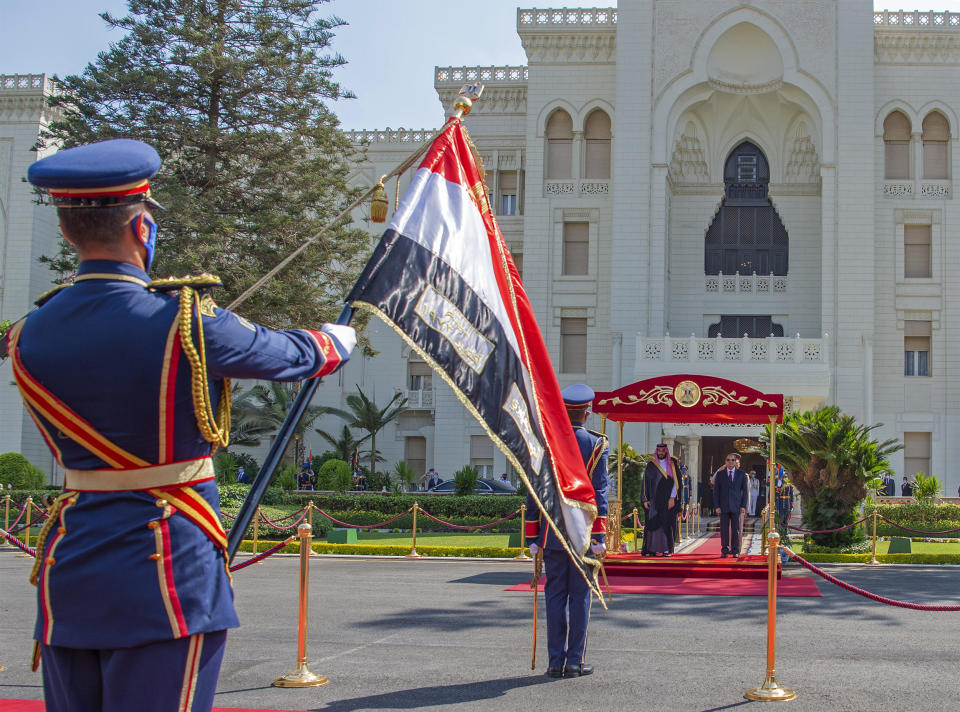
(525, 384), (608, 678)
(11, 139), (356, 711)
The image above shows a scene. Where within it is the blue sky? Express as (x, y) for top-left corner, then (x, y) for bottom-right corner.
(1, 1), (958, 130)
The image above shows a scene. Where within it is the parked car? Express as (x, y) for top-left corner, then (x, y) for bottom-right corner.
(426, 478), (517, 495)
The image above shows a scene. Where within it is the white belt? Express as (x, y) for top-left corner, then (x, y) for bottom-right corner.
(64, 458), (215, 492)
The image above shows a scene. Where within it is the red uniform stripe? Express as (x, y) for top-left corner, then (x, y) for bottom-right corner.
(304, 329), (343, 378)
(524, 520), (540, 538)
(592, 516), (607, 534)
(160, 519), (189, 638)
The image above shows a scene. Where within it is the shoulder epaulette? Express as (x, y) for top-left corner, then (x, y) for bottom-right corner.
(34, 283), (72, 307)
(585, 427), (608, 443)
(147, 273), (223, 292)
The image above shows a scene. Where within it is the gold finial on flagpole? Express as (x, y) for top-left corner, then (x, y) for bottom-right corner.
(452, 84), (484, 120)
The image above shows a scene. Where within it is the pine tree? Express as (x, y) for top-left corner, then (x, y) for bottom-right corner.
(43, 0), (370, 329)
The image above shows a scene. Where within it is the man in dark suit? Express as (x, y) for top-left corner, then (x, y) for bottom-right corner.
(882, 475), (896, 496)
(713, 453), (748, 557)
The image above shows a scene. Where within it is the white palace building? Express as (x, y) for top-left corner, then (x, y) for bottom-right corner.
(2, 2), (959, 495)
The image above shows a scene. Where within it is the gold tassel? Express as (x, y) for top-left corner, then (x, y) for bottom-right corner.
(370, 180), (389, 223)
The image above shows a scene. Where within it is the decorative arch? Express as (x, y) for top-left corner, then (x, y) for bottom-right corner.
(704, 141), (789, 276)
(875, 100), (918, 136)
(653, 7), (833, 165)
(917, 100), (959, 137)
(535, 99), (579, 138)
(576, 99), (615, 134)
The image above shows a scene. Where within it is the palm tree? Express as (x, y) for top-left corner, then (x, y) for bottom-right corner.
(231, 382), (347, 464)
(759, 406), (902, 547)
(341, 386), (409, 475)
(315, 424), (363, 463)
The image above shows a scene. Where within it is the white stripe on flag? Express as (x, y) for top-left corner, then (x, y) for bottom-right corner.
(389, 168), (521, 358)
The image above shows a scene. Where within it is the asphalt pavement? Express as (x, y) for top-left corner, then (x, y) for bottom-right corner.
(2, 547), (959, 711)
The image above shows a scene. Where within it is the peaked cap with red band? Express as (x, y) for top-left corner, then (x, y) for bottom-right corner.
(28, 138), (163, 209)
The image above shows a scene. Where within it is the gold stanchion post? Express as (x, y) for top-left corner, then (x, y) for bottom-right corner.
(274, 522), (328, 687)
(252, 505), (261, 562)
(514, 504), (531, 560)
(307, 500), (318, 556)
(406, 502), (422, 558)
(745, 531), (796, 702)
(632, 507), (639, 552)
(2, 494), (9, 549)
(17, 497), (32, 558)
(868, 510), (879, 565)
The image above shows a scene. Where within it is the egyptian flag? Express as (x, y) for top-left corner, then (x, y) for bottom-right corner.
(347, 119), (601, 595)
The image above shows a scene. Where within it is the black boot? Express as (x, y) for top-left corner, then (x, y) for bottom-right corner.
(564, 663), (594, 677)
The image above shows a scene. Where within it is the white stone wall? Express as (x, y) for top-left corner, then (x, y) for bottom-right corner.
(0, 75), (60, 481)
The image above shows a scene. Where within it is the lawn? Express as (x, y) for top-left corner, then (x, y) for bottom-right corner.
(875, 540), (960, 554)
(351, 531), (518, 548)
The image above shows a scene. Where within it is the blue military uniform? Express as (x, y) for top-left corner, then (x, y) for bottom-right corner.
(14, 139), (354, 711)
(524, 384), (608, 677)
(774, 468), (794, 526)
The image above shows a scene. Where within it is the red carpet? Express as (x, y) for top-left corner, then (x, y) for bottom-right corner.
(0, 704), (306, 712)
(506, 574), (820, 597)
(602, 534), (778, 580)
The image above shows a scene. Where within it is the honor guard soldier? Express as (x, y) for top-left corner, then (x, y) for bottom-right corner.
(11, 139), (357, 712)
(525, 384), (608, 678)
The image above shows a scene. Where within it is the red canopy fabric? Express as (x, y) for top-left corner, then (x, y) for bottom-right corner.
(593, 374), (783, 425)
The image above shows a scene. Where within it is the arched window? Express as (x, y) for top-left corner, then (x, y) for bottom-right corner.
(545, 109), (573, 179)
(922, 111), (950, 180)
(704, 142), (788, 276)
(883, 111), (911, 180)
(583, 109), (611, 179)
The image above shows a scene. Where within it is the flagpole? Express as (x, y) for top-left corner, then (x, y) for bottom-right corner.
(226, 86), (484, 562)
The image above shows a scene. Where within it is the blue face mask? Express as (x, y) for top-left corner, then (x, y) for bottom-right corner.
(132, 213), (158, 271)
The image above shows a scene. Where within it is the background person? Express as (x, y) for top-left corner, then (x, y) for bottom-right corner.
(14, 139), (356, 711)
(713, 453), (748, 557)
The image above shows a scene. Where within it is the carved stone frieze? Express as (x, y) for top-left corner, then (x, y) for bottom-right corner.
(784, 123), (820, 184)
(875, 32), (960, 64)
(520, 34), (616, 64)
(668, 123), (709, 185)
(436, 86), (527, 115)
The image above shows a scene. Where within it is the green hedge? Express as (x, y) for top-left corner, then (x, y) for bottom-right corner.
(863, 502), (960, 538)
(797, 552), (960, 565)
(234, 539), (519, 558)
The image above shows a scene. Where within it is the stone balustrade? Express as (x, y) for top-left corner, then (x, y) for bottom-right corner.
(518, 8), (617, 27)
(407, 389), (434, 409)
(435, 66), (528, 85)
(874, 10), (960, 28)
(705, 272), (787, 295)
(342, 128), (435, 144)
(637, 333), (829, 366)
(0, 74), (52, 92)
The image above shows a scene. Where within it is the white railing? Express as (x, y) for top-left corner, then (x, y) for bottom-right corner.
(518, 8), (617, 26)
(920, 181), (951, 199)
(544, 180), (609, 197)
(705, 273), (787, 295)
(0, 74), (51, 92)
(435, 66), (528, 84)
(874, 10), (960, 28)
(407, 389), (434, 409)
(342, 128), (435, 144)
(637, 333), (829, 365)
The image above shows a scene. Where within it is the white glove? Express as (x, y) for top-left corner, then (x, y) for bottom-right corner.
(528, 542), (540, 556)
(321, 323), (357, 356)
(590, 541), (606, 557)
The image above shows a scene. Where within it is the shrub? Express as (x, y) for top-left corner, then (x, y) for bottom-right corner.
(453, 465), (479, 496)
(318, 459), (352, 493)
(277, 463), (298, 491)
(213, 451), (238, 484)
(393, 461), (416, 492)
(0, 452), (46, 489)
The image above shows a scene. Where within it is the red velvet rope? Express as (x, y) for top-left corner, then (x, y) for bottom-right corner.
(0, 527), (37, 557)
(257, 509), (309, 530)
(876, 513), (960, 536)
(229, 536), (296, 572)
(5, 506), (27, 532)
(786, 516), (869, 534)
(783, 546), (960, 611)
(312, 506), (414, 529)
(30, 501), (50, 518)
(417, 507), (520, 530)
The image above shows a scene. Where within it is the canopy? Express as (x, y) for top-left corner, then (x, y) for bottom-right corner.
(592, 374), (783, 425)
